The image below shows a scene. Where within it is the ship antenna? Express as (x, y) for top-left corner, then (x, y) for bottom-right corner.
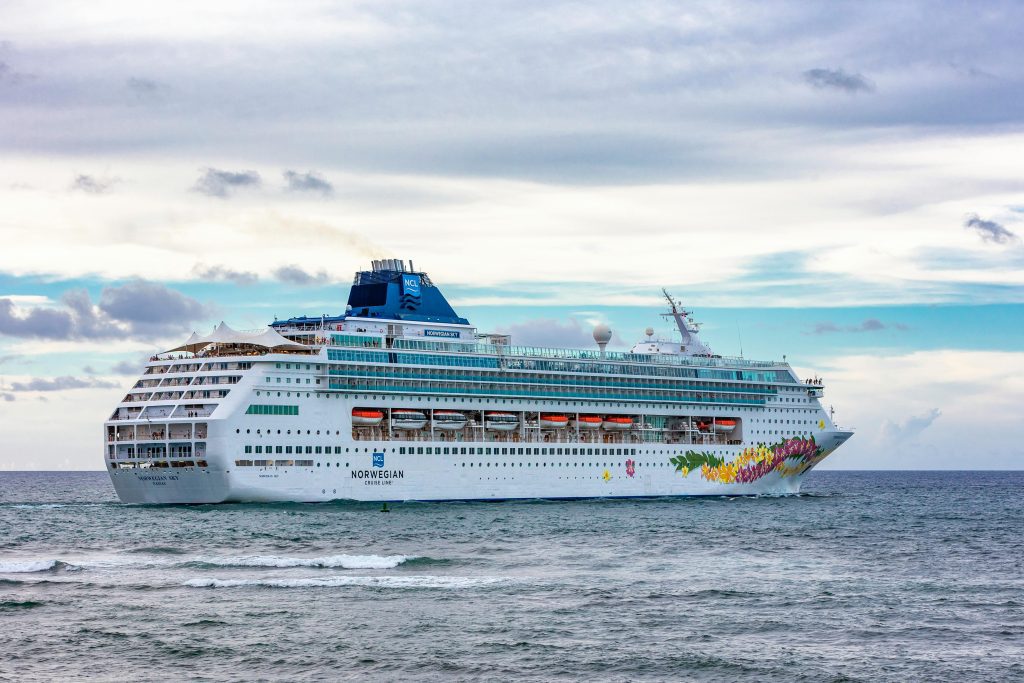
(737, 322), (744, 358)
(661, 288), (692, 345)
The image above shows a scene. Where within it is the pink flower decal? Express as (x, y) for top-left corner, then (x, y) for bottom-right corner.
(625, 459), (636, 478)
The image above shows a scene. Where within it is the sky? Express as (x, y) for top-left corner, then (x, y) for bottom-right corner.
(0, 0), (1022, 470)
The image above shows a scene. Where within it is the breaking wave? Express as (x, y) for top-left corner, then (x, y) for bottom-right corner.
(0, 559), (68, 573)
(184, 575), (508, 589)
(189, 554), (419, 570)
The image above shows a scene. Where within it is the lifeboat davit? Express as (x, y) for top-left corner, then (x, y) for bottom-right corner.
(351, 408), (384, 426)
(432, 410), (467, 431)
(539, 414), (569, 429)
(602, 416), (633, 430)
(572, 415), (603, 429)
(391, 409), (427, 430)
(713, 418), (737, 434)
(485, 411), (519, 431)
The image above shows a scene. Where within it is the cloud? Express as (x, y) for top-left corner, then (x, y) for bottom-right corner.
(802, 68), (874, 93)
(0, 353), (23, 367)
(273, 265), (330, 286)
(0, 282), (211, 341)
(964, 214), (1018, 245)
(97, 280), (211, 334)
(880, 408), (942, 441)
(192, 263), (259, 286)
(111, 358), (147, 375)
(496, 317), (624, 349)
(126, 76), (161, 98)
(0, 59), (30, 85)
(1, 392), (14, 401)
(71, 174), (118, 194)
(10, 375), (119, 391)
(809, 319), (908, 334)
(284, 170), (333, 195)
(192, 168), (261, 198)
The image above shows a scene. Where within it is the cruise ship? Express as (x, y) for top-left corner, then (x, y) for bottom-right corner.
(104, 259), (853, 503)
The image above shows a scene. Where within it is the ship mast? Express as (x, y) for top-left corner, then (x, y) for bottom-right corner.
(661, 288), (694, 347)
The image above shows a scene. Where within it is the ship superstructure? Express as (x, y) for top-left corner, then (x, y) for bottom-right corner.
(104, 259), (852, 503)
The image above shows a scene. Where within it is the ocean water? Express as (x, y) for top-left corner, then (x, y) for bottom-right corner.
(0, 471), (1021, 682)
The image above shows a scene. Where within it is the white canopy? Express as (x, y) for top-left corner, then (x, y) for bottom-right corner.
(166, 322), (309, 353)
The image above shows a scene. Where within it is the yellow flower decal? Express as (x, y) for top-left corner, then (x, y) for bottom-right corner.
(602, 469), (611, 482)
(818, 419), (825, 429)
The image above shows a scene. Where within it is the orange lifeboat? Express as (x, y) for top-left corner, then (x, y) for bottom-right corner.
(713, 418), (737, 434)
(539, 414), (569, 429)
(351, 408), (384, 427)
(572, 415), (603, 429)
(602, 416), (634, 430)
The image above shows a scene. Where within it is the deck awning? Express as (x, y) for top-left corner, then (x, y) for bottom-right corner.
(166, 322), (309, 353)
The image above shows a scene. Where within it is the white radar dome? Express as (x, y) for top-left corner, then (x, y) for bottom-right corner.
(593, 324), (613, 344)
(645, 326), (654, 337)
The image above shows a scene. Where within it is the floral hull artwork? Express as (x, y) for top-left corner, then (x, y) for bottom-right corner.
(669, 436), (826, 485)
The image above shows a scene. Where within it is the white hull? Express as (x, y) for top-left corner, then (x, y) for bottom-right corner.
(107, 432), (849, 504)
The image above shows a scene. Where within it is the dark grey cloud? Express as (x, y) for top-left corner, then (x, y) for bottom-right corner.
(809, 319), (908, 334)
(98, 280), (211, 335)
(881, 408), (941, 441)
(192, 168), (261, 198)
(0, 59), (30, 85)
(192, 263), (259, 286)
(802, 68), (874, 93)
(3, 2), (1024, 184)
(71, 174), (118, 194)
(126, 77), (161, 99)
(496, 317), (624, 349)
(284, 170), (333, 195)
(0, 297), (74, 338)
(0, 282), (211, 341)
(273, 265), (330, 286)
(10, 375), (119, 391)
(964, 213), (1018, 244)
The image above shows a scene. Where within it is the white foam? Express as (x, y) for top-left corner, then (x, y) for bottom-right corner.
(196, 554), (415, 569)
(184, 575), (507, 589)
(0, 560), (59, 573)
(7, 504), (66, 509)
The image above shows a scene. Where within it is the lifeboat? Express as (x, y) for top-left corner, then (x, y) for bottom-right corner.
(571, 415), (603, 429)
(351, 408), (384, 427)
(390, 409), (427, 430)
(432, 410), (467, 431)
(539, 414), (569, 429)
(696, 421), (711, 432)
(602, 416), (634, 430)
(485, 411), (519, 432)
(713, 418), (737, 434)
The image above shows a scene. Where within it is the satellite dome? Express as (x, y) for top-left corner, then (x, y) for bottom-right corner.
(593, 323), (612, 344)
(645, 327), (654, 337)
